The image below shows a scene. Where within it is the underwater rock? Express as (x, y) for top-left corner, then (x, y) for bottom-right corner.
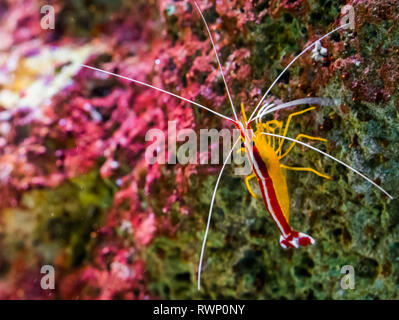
(0, 0), (397, 299)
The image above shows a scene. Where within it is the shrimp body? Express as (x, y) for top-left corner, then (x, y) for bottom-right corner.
(236, 117), (315, 249)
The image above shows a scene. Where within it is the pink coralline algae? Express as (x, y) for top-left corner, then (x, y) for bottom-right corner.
(0, 2), (281, 301)
(1, 0), (246, 299)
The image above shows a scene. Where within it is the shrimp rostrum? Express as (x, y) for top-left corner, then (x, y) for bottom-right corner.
(82, 1), (393, 291)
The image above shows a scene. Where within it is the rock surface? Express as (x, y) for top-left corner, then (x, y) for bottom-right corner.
(0, 0), (397, 299)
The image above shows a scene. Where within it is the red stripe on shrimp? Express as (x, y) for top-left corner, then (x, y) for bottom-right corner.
(251, 146), (292, 237)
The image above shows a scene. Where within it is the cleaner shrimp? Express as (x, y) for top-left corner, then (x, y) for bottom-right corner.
(81, 0), (393, 291)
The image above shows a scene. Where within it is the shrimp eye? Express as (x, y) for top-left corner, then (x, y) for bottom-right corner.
(251, 141), (255, 147)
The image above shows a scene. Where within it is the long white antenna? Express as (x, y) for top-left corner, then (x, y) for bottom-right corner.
(251, 97), (339, 123)
(192, 0), (239, 122)
(198, 137), (240, 291)
(248, 23), (350, 122)
(81, 64), (235, 122)
(261, 132), (393, 200)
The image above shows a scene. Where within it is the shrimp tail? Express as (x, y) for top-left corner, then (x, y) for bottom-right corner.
(279, 231), (316, 249)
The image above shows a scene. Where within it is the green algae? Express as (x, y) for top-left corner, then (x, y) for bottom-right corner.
(249, 11), (304, 82)
(141, 1), (399, 300)
(0, 171), (115, 269)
